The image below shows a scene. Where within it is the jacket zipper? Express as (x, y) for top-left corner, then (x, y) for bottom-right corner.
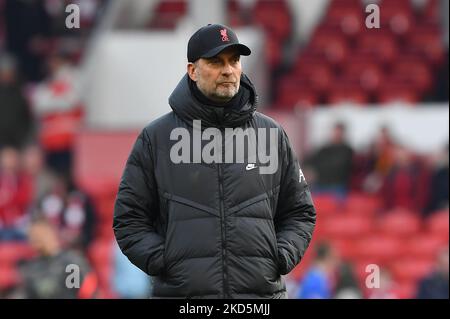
(218, 129), (230, 298)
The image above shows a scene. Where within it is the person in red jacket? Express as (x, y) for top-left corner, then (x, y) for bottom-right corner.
(0, 146), (32, 240)
(380, 146), (431, 212)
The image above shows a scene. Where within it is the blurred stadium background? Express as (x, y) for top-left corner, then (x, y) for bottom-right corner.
(0, 0), (448, 299)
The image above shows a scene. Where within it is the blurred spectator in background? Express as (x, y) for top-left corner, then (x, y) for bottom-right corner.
(305, 122), (354, 197)
(111, 242), (152, 299)
(369, 126), (397, 177)
(13, 215), (96, 298)
(31, 50), (81, 116)
(416, 246), (449, 299)
(4, 0), (51, 82)
(30, 50), (83, 175)
(333, 261), (362, 299)
(425, 144), (449, 215)
(356, 126), (398, 194)
(351, 125), (396, 194)
(0, 53), (35, 149)
(21, 144), (57, 204)
(0, 147), (32, 241)
(380, 145), (429, 212)
(35, 172), (96, 250)
(296, 242), (338, 299)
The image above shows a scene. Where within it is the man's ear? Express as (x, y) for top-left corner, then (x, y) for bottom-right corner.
(187, 62), (197, 81)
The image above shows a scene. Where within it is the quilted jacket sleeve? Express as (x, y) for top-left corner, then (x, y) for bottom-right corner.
(113, 129), (165, 276)
(275, 128), (316, 275)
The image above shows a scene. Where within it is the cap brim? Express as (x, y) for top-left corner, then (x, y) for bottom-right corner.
(201, 43), (251, 59)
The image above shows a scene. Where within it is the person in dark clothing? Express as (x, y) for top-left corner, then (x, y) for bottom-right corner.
(14, 216), (97, 299)
(0, 54), (35, 149)
(4, 0), (51, 82)
(306, 122), (354, 196)
(35, 172), (97, 251)
(333, 261), (362, 299)
(425, 145), (449, 215)
(416, 246), (449, 299)
(113, 24), (316, 299)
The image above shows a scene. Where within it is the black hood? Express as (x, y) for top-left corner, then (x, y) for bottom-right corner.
(168, 73), (258, 128)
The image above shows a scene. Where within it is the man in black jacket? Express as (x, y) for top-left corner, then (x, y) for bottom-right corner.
(113, 24), (316, 299)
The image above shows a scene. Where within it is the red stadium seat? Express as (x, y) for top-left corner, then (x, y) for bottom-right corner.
(355, 30), (399, 66)
(276, 91), (318, 110)
(324, 2), (364, 37)
(422, 0), (439, 21)
(276, 77), (318, 108)
(227, 0), (249, 27)
(156, 0), (187, 14)
(0, 264), (21, 291)
(73, 130), (139, 197)
(377, 208), (422, 238)
(327, 81), (369, 105)
(321, 214), (373, 240)
(253, 0), (291, 40)
(264, 35), (283, 68)
(426, 209), (449, 238)
(311, 24), (343, 45)
(148, 0), (187, 30)
(327, 0), (361, 7)
(293, 62), (334, 93)
(378, 0), (415, 36)
(354, 235), (402, 264)
(312, 194), (341, 216)
(406, 232), (449, 260)
(389, 258), (435, 283)
(390, 56), (434, 94)
(0, 242), (36, 266)
(309, 33), (349, 65)
(331, 238), (360, 260)
(294, 51), (331, 73)
(344, 192), (382, 216)
(341, 60), (384, 93)
(408, 24), (445, 67)
(377, 80), (420, 104)
(228, 12), (245, 28)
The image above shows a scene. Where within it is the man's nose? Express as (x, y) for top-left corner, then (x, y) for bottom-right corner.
(221, 63), (233, 75)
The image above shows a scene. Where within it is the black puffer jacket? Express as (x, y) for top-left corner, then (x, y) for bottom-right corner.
(113, 74), (316, 298)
